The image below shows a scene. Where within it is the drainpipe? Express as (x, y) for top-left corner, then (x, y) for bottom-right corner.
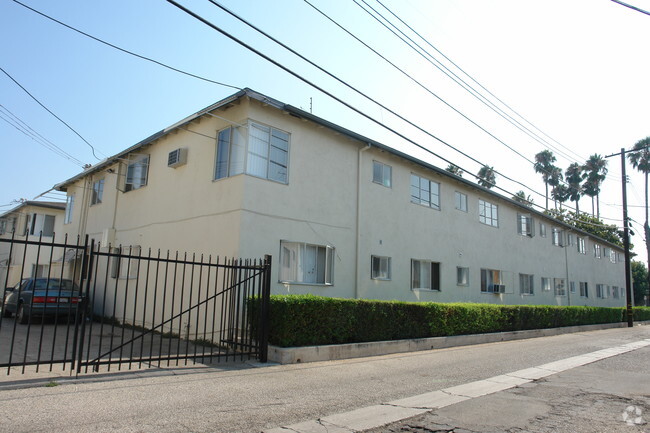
(565, 228), (571, 306)
(355, 143), (371, 299)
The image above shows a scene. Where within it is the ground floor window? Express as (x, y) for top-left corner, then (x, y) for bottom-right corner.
(554, 278), (566, 296)
(371, 256), (391, 280)
(481, 268), (503, 292)
(580, 281), (589, 298)
(541, 277), (551, 292)
(519, 273), (534, 295)
(280, 241), (334, 285)
(457, 267), (469, 286)
(411, 259), (440, 291)
(596, 284), (607, 299)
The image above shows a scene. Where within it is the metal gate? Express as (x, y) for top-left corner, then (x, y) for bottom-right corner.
(0, 235), (271, 376)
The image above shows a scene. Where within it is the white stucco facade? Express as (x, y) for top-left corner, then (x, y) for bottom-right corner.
(52, 89), (626, 308)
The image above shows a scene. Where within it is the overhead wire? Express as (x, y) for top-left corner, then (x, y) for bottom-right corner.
(610, 0), (650, 16)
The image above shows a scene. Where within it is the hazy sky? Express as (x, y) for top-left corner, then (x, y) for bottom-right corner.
(1, 0), (649, 259)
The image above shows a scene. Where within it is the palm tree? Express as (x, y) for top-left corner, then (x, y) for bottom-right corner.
(547, 166), (563, 209)
(565, 163), (585, 214)
(583, 154), (608, 219)
(445, 164), (463, 177)
(512, 191), (533, 207)
(477, 165), (496, 189)
(628, 137), (650, 306)
(551, 184), (569, 210)
(534, 150), (556, 210)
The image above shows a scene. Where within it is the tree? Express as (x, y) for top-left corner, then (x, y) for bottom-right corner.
(512, 191), (534, 207)
(565, 163), (585, 214)
(551, 184), (569, 210)
(477, 165), (496, 189)
(631, 261), (649, 306)
(627, 136), (650, 306)
(582, 154), (608, 219)
(534, 150), (556, 210)
(547, 166), (563, 209)
(445, 164), (463, 177)
(546, 209), (626, 248)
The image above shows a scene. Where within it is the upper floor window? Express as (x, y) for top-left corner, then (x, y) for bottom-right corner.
(479, 199), (498, 227)
(29, 213), (55, 237)
(124, 154), (150, 192)
(215, 122), (289, 184)
(91, 179), (104, 205)
(455, 192), (467, 212)
(372, 161), (391, 188)
(609, 249), (617, 263)
(567, 233), (574, 246)
(410, 174), (440, 209)
(517, 214), (533, 237)
(593, 244), (602, 259)
(280, 241), (333, 285)
(552, 227), (564, 246)
(64, 195), (74, 224)
(577, 237), (586, 254)
(411, 259), (440, 291)
(539, 223), (547, 237)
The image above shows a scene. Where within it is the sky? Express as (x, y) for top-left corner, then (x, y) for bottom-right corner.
(1, 0), (649, 261)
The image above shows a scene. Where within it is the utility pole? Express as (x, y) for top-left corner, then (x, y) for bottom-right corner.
(605, 149), (634, 327)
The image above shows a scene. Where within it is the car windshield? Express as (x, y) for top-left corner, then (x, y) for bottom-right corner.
(31, 279), (79, 291)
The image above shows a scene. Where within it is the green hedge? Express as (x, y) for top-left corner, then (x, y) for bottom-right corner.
(265, 295), (646, 347)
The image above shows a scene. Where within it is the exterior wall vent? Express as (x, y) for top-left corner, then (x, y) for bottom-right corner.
(168, 148), (187, 168)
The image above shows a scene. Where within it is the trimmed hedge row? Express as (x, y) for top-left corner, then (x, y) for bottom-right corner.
(265, 294), (650, 347)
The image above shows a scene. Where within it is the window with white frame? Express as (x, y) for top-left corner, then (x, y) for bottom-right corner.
(596, 284), (606, 298)
(577, 237), (586, 254)
(609, 249), (617, 263)
(478, 199), (498, 227)
(480, 268), (503, 292)
(457, 267), (469, 286)
(215, 122), (289, 184)
(517, 214), (533, 237)
(594, 244), (602, 259)
(541, 277), (551, 292)
(123, 154), (150, 192)
(410, 174), (440, 209)
(552, 227), (564, 246)
(519, 273), (534, 295)
(539, 223), (547, 237)
(372, 161), (391, 188)
(411, 259), (440, 291)
(455, 191), (467, 212)
(91, 179), (104, 205)
(64, 195), (74, 224)
(570, 281), (576, 294)
(29, 214), (55, 237)
(371, 256), (391, 280)
(280, 241), (334, 285)
(554, 278), (566, 296)
(567, 233), (574, 246)
(580, 281), (589, 297)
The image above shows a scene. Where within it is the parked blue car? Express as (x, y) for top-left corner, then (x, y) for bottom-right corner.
(3, 278), (83, 324)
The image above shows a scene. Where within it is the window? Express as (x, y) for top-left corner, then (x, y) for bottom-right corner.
(0, 219), (6, 235)
(124, 154), (149, 192)
(111, 246), (141, 279)
(541, 277), (551, 292)
(280, 241), (334, 285)
(539, 223), (547, 237)
(609, 249), (617, 263)
(371, 256), (391, 280)
(596, 284), (606, 299)
(455, 192), (467, 212)
(567, 234), (574, 246)
(215, 122), (289, 184)
(91, 179), (104, 205)
(410, 174), (440, 209)
(519, 273), (534, 295)
(580, 282), (589, 298)
(411, 260), (440, 291)
(457, 267), (469, 286)
(612, 286), (619, 299)
(480, 268), (503, 292)
(64, 195), (74, 224)
(479, 199), (498, 227)
(31, 264), (49, 278)
(552, 228), (564, 246)
(577, 237), (586, 254)
(29, 214), (55, 237)
(554, 278), (566, 296)
(517, 214), (533, 237)
(570, 281), (576, 294)
(372, 161), (391, 187)
(593, 244), (602, 259)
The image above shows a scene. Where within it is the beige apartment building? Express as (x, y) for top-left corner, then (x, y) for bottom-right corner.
(0, 201), (67, 289)
(51, 88), (626, 308)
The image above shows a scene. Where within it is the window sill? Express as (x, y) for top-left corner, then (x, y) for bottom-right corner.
(410, 201), (441, 211)
(371, 277), (391, 281)
(411, 288), (440, 292)
(279, 281), (333, 287)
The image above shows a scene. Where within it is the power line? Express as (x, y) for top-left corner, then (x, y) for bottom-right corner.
(610, 0), (650, 16)
(10, 0), (241, 92)
(0, 65), (103, 160)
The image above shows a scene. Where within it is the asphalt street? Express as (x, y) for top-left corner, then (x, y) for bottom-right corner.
(0, 326), (648, 432)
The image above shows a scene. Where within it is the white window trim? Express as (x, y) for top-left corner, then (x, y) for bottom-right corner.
(455, 191), (468, 212)
(478, 199), (498, 228)
(519, 273), (534, 295)
(517, 214), (534, 237)
(371, 255), (391, 280)
(372, 161), (392, 188)
(480, 268), (504, 293)
(410, 173), (440, 210)
(279, 241), (334, 285)
(411, 259), (441, 291)
(64, 194), (75, 225)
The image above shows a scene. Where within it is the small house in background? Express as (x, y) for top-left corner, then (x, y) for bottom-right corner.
(51, 88), (625, 310)
(0, 201), (66, 289)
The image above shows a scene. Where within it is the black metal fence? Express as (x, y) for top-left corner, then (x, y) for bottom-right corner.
(0, 234), (271, 376)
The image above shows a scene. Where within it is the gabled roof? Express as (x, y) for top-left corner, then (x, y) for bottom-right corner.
(50, 88), (624, 251)
(0, 201), (66, 219)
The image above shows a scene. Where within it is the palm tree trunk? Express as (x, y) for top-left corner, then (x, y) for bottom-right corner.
(591, 196), (595, 217)
(545, 183), (549, 210)
(645, 172), (650, 306)
(596, 193), (600, 219)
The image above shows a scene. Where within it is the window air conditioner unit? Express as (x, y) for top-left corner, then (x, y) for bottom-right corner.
(491, 284), (506, 293)
(168, 148), (187, 168)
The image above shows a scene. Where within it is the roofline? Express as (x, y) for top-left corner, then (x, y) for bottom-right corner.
(0, 201), (66, 219)
(50, 88), (625, 251)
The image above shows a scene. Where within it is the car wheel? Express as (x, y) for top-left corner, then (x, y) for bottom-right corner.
(17, 304), (29, 324)
(2, 307), (11, 318)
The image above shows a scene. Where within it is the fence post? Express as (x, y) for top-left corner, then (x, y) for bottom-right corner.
(73, 237), (93, 375)
(259, 255), (272, 363)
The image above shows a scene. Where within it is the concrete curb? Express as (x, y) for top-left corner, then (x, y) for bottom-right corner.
(268, 321), (649, 364)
